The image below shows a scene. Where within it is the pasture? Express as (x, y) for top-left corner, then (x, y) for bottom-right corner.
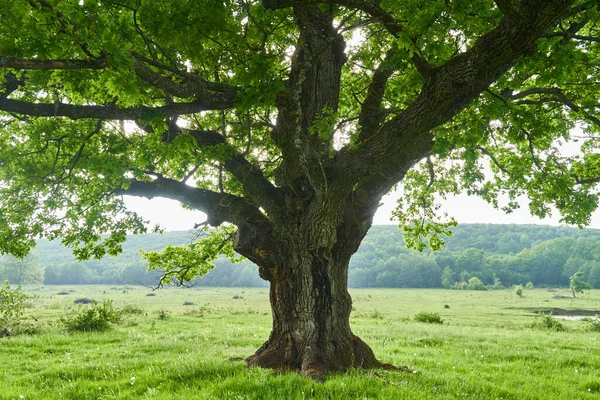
(1, 286), (599, 399)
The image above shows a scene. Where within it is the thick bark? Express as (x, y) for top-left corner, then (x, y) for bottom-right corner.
(245, 246), (395, 378)
(240, 194), (401, 379)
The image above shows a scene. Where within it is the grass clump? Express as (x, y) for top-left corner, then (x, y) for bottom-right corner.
(0, 281), (32, 336)
(529, 314), (566, 332)
(62, 300), (122, 332)
(121, 304), (144, 315)
(583, 317), (600, 332)
(414, 311), (443, 324)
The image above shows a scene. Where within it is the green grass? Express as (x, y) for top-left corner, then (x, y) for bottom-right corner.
(1, 286), (599, 399)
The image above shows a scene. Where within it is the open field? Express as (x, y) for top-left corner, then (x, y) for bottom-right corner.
(1, 286), (599, 399)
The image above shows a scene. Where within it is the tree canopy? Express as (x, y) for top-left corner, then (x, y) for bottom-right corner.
(1, 0), (600, 376)
(0, 0), (598, 259)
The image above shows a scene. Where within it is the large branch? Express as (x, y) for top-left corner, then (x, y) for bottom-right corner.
(118, 176), (279, 268)
(0, 55), (238, 102)
(0, 97), (233, 119)
(169, 127), (284, 220)
(118, 176), (268, 227)
(0, 56), (107, 70)
(340, 0), (576, 213)
(132, 58), (239, 100)
(358, 50), (398, 142)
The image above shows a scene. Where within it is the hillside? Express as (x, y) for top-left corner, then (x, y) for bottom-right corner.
(2, 224), (600, 288)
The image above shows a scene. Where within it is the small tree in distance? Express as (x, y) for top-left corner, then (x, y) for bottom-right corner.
(569, 272), (592, 298)
(0, 0), (599, 378)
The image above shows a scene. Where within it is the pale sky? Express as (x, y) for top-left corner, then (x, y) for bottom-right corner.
(123, 189), (600, 232)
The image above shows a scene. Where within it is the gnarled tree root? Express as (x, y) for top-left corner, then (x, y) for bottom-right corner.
(246, 335), (409, 381)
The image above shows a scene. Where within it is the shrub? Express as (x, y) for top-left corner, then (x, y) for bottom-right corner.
(515, 285), (524, 297)
(0, 281), (31, 333)
(530, 314), (566, 332)
(467, 277), (487, 291)
(583, 317), (600, 332)
(157, 309), (171, 320)
(62, 300), (122, 332)
(525, 282), (534, 290)
(414, 311), (444, 324)
(121, 304), (144, 315)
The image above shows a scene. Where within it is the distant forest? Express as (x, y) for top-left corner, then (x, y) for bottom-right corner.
(1, 224), (600, 289)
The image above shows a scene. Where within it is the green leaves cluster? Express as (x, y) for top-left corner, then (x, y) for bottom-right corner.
(0, 281), (31, 331)
(61, 300), (122, 332)
(142, 226), (241, 286)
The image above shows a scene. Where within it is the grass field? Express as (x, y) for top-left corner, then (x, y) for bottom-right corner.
(1, 286), (599, 399)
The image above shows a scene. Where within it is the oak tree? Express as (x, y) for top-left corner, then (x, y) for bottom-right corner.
(1, 0), (600, 377)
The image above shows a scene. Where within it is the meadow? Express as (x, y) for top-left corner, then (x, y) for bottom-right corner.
(1, 286), (599, 399)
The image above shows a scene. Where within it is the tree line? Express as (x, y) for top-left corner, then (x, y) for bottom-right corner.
(1, 224), (599, 289)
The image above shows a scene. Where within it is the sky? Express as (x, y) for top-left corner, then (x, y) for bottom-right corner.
(123, 189), (600, 232)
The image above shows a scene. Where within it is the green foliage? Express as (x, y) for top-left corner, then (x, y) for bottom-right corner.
(583, 317), (600, 332)
(61, 300), (122, 332)
(525, 282), (534, 290)
(569, 272), (592, 298)
(467, 277), (487, 291)
(515, 286), (524, 298)
(142, 226), (242, 286)
(529, 314), (566, 332)
(441, 266), (454, 289)
(413, 311), (444, 324)
(0, 281), (31, 331)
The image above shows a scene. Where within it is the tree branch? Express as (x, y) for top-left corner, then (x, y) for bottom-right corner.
(263, 0), (406, 35)
(162, 126), (284, 220)
(339, 0), (576, 215)
(117, 176), (267, 227)
(133, 59), (239, 100)
(0, 56), (107, 70)
(508, 87), (600, 127)
(357, 50), (397, 141)
(0, 97), (234, 120)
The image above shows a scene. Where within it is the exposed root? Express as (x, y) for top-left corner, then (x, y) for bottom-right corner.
(246, 334), (410, 380)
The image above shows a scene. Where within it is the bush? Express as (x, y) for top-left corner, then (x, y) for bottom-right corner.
(414, 311), (444, 324)
(515, 285), (524, 297)
(62, 300), (122, 332)
(121, 304), (144, 315)
(467, 277), (487, 291)
(157, 309), (171, 320)
(0, 281), (31, 334)
(530, 314), (566, 332)
(584, 317), (600, 332)
(525, 282), (534, 290)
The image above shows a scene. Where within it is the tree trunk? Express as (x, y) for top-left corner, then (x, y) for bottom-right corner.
(243, 196), (401, 379)
(246, 252), (390, 378)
